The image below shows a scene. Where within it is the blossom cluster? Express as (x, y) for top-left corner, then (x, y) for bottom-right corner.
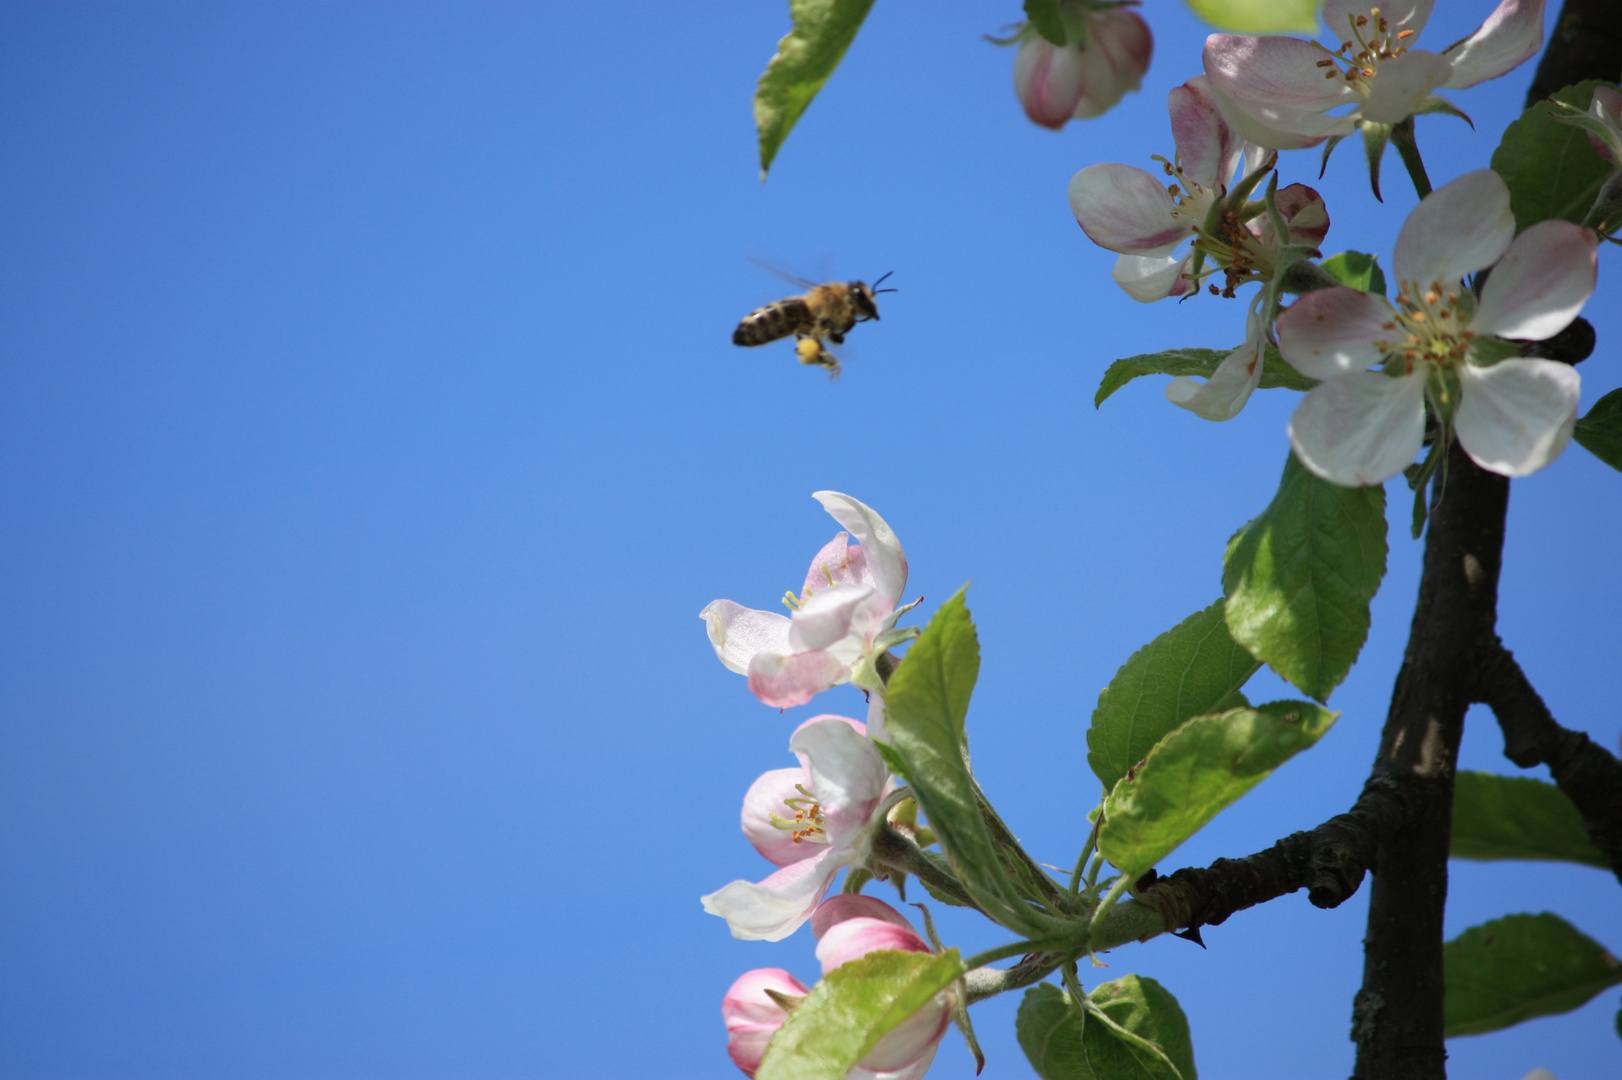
(699, 494), (947, 1077)
(1062, 0), (1602, 488)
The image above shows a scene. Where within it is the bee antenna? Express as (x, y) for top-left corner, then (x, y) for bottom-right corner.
(870, 270), (895, 291)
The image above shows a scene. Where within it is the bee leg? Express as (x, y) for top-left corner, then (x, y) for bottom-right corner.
(828, 331), (845, 345)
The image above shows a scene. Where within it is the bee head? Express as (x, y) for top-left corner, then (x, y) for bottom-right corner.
(851, 271), (896, 321)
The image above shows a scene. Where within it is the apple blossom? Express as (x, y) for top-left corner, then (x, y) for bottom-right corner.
(702, 715), (894, 942)
(1203, 0), (1545, 151)
(1012, 5), (1152, 129)
(1070, 75), (1296, 303)
(1279, 169), (1596, 486)
(720, 897), (950, 1079)
(701, 492), (914, 711)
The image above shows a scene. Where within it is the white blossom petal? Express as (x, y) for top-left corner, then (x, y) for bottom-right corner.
(791, 717), (888, 849)
(1472, 220), (1598, 341)
(1360, 50), (1453, 124)
(1322, 0), (1434, 40)
(1165, 334), (1265, 421)
(747, 648), (848, 708)
(1443, 0), (1545, 90)
(701, 599), (793, 675)
(813, 492), (907, 605)
(741, 767), (821, 868)
(799, 531), (871, 599)
(1277, 287), (1395, 379)
(1456, 359), (1580, 476)
(850, 1044), (941, 1080)
(1394, 170), (1514, 288)
(1168, 75), (1238, 189)
(1112, 251), (1193, 303)
(701, 849), (841, 942)
(1203, 34), (1358, 149)
(786, 583), (881, 653)
(1289, 371), (1427, 486)
(1068, 163), (1188, 253)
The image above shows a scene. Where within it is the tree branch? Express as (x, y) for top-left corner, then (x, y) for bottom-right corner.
(1477, 642), (1622, 884)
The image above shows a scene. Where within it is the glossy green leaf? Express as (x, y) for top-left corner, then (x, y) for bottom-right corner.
(1320, 250), (1387, 296)
(1017, 976), (1197, 1080)
(1444, 914), (1622, 1038)
(883, 588), (1048, 934)
(757, 948), (965, 1080)
(1100, 701), (1337, 876)
(1088, 599), (1261, 791)
(1491, 80), (1614, 232)
(754, 0), (878, 178)
(1095, 346), (1315, 408)
(1223, 451), (1387, 701)
(1184, 0), (1319, 33)
(1024, 0), (1065, 45)
(1451, 771), (1606, 868)
(1574, 387), (1622, 473)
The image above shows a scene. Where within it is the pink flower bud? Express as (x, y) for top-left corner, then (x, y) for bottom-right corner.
(722, 968), (809, 1077)
(1012, 7), (1152, 129)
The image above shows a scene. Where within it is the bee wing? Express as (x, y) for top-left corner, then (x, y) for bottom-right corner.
(746, 256), (819, 291)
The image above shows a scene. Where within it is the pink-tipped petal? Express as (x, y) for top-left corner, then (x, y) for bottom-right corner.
(789, 713), (866, 772)
(1277, 287), (1395, 379)
(747, 648), (847, 708)
(799, 531), (872, 600)
(723, 968), (810, 1077)
(1112, 251), (1193, 303)
(1013, 37), (1086, 129)
(1456, 359), (1580, 476)
(811, 894), (916, 940)
(702, 600), (794, 675)
(851, 1041), (942, 1080)
(742, 767), (820, 868)
(1472, 220), (1598, 341)
(1203, 34), (1358, 149)
(1443, 0), (1545, 90)
(790, 717), (888, 849)
(852, 986), (951, 1072)
(1394, 170), (1514, 288)
(787, 583), (888, 657)
(812, 493), (907, 606)
(1271, 183), (1330, 248)
(1289, 371), (1428, 486)
(1360, 50), (1453, 124)
(1166, 334), (1266, 421)
(817, 916), (932, 974)
(1073, 8), (1152, 119)
(1069, 163), (1188, 253)
(1169, 76), (1237, 188)
(701, 849), (841, 942)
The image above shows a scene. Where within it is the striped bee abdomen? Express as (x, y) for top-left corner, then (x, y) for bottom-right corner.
(733, 297), (815, 346)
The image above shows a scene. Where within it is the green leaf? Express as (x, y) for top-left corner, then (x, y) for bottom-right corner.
(754, 0), (878, 178)
(1223, 451), (1387, 701)
(884, 588), (1049, 935)
(1574, 387), (1622, 473)
(1451, 771), (1607, 868)
(1444, 914), (1622, 1038)
(757, 948), (965, 1080)
(1017, 976), (1198, 1080)
(1095, 346), (1315, 408)
(1024, 0), (1066, 45)
(1099, 701), (1336, 877)
(1088, 599), (1262, 791)
(1184, 0), (1319, 33)
(1320, 250), (1387, 296)
(1490, 80), (1615, 232)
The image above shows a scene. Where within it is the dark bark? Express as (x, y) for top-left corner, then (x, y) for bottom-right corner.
(1478, 643), (1622, 885)
(1525, 0), (1622, 104)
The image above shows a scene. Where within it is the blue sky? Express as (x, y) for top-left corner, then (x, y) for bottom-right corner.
(2, 2), (1618, 1078)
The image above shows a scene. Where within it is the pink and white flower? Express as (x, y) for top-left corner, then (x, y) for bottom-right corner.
(1013, 5), (1152, 128)
(721, 896), (949, 1079)
(702, 716), (894, 942)
(1279, 169), (1596, 486)
(1068, 75), (1271, 303)
(701, 492), (912, 711)
(1203, 0), (1546, 150)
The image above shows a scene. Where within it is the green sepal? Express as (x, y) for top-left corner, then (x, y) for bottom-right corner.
(1443, 913), (1622, 1038)
(1016, 976), (1198, 1080)
(1095, 346), (1315, 407)
(1361, 121), (1392, 203)
(1320, 251), (1387, 296)
(1024, 0), (1066, 45)
(1098, 701), (1337, 877)
(1451, 771), (1607, 867)
(1490, 80), (1615, 232)
(1088, 599), (1261, 791)
(1223, 451), (1388, 702)
(757, 948), (966, 1080)
(754, 0), (879, 178)
(1574, 387), (1622, 472)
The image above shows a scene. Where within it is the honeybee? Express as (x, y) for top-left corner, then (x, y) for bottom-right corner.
(795, 336), (843, 381)
(732, 271), (896, 349)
